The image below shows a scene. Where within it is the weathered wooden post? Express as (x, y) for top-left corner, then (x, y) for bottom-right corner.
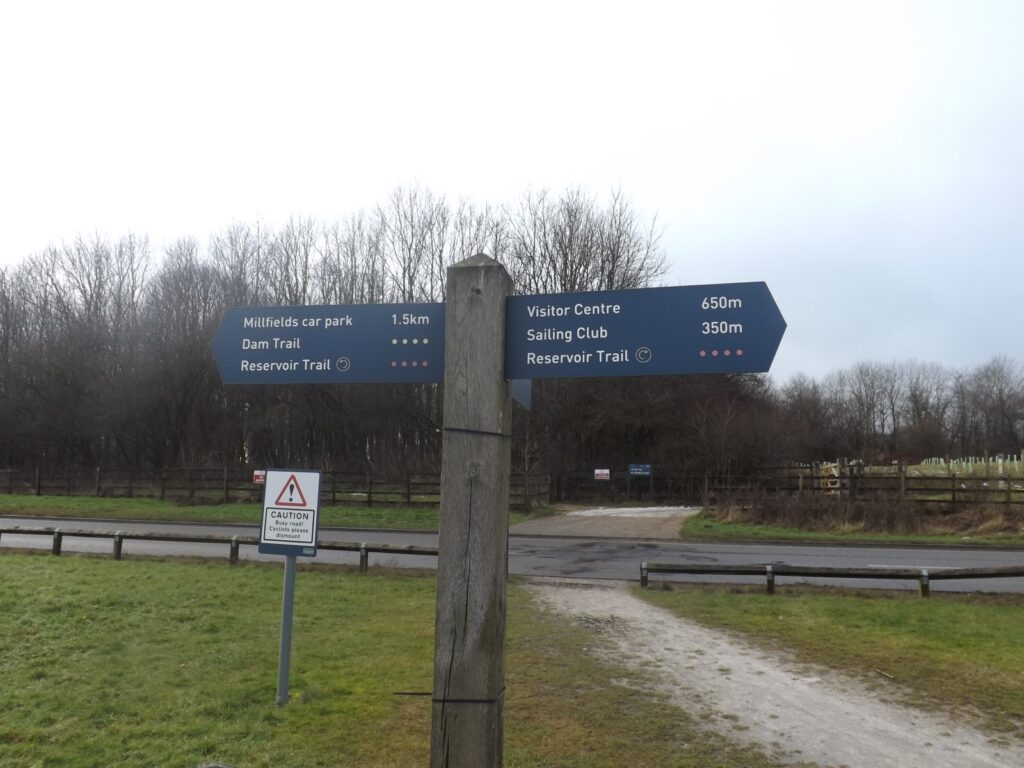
(431, 255), (512, 768)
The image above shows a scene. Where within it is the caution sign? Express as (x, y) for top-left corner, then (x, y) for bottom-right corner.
(259, 469), (321, 557)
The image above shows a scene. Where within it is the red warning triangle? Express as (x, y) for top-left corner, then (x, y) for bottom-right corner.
(274, 474), (308, 507)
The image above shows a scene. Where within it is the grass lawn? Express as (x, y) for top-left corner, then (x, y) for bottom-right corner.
(640, 583), (1024, 737)
(1, 553), (790, 768)
(0, 494), (537, 529)
(681, 509), (1024, 547)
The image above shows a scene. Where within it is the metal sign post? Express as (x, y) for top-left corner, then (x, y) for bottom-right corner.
(277, 554), (298, 706)
(259, 469), (321, 706)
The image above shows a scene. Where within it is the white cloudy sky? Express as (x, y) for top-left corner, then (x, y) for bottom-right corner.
(1, 1), (1021, 383)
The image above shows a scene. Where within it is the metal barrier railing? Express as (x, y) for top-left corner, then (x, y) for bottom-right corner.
(640, 561), (1024, 597)
(0, 525), (438, 573)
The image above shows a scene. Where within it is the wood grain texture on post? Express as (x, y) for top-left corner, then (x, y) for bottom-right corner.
(431, 254), (512, 768)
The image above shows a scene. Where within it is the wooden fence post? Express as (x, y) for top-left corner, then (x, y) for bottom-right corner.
(431, 255), (512, 768)
(51, 529), (63, 556)
(366, 470), (373, 507)
(406, 471), (412, 505)
(95, 467), (102, 496)
(766, 565), (775, 595)
(223, 467), (230, 502)
(113, 533), (123, 560)
(35, 468), (41, 496)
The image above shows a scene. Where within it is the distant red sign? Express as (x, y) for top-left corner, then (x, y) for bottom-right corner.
(253, 470), (266, 485)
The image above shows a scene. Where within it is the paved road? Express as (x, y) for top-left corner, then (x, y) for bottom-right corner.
(3, 516), (1024, 593)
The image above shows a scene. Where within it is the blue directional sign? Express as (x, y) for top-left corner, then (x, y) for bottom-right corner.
(505, 282), (785, 379)
(628, 463), (653, 477)
(213, 303), (444, 384)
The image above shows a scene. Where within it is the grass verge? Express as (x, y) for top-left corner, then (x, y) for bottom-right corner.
(639, 583), (1024, 737)
(0, 494), (536, 529)
(1, 553), (790, 767)
(681, 509), (1024, 547)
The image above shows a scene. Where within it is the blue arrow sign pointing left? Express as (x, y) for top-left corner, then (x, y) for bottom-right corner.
(212, 303), (444, 384)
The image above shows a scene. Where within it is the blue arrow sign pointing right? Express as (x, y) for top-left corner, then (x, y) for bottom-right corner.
(505, 282), (786, 379)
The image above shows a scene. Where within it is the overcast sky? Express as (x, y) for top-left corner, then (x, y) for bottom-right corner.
(2, 1), (1021, 384)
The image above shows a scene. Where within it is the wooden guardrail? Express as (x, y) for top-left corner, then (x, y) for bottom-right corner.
(0, 526), (438, 573)
(640, 561), (1024, 597)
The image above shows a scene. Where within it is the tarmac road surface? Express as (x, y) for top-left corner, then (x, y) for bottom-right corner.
(3, 514), (1024, 593)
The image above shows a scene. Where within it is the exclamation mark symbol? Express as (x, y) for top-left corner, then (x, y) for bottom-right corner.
(288, 483), (295, 503)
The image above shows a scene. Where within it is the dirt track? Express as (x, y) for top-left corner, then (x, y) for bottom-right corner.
(529, 581), (1024, 768)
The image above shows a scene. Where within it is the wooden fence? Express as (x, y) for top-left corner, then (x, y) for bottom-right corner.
(708, 466), (1024, 512)
(0, 468), (550, 511)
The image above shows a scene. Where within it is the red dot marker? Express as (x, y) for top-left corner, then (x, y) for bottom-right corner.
(724, 349), (731, 356)
(711, 350), (719, 357)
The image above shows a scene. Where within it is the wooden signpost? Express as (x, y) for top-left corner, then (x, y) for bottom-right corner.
(213, 253), (786, 766)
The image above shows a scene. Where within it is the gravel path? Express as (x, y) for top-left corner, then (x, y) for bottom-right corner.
(528, 581), (1024, 768)
(512, 505), (700, 538)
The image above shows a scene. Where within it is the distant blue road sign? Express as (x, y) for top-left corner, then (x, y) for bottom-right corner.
(505, 282), (785, 379)
(628, 463), (652, 477)
(213, 303), (444, 384)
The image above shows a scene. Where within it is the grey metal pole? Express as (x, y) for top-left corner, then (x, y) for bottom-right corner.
(276, 555), (298, 706)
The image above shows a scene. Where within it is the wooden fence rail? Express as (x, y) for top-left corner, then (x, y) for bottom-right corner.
(640, 561), (1024, 597)
(0, 468), (549, 510)
(0, 525), (438, 573)
(708, 471), (1024, 511)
